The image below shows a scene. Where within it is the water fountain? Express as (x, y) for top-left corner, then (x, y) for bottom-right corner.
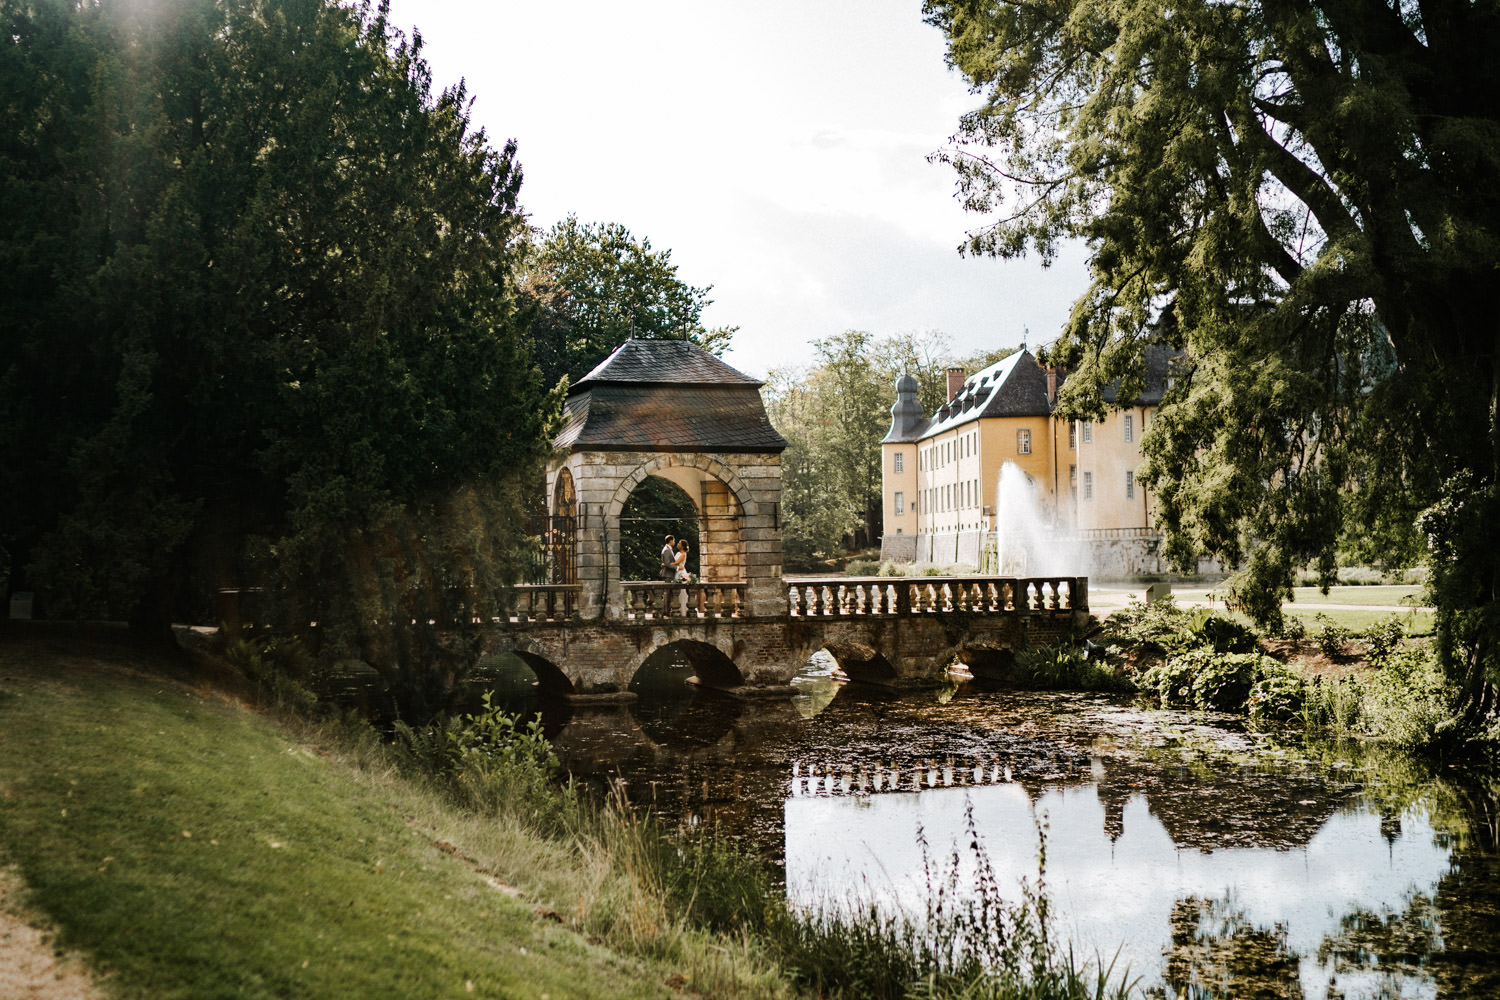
(991, 461), (1091, 578)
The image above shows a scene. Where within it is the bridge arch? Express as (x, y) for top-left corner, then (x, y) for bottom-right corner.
(821, 640), (900, 686)
(510, 647), (576, 696)
(952, 643), (1020, 684)
(622, 634), (746, 692)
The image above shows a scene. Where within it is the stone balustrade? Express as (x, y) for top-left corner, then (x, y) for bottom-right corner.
(784, 576), (1087, 618)
(622, 581), (748, 621)
(504, 585), (582, 623)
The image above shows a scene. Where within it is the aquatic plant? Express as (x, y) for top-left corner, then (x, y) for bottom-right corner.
(1013, 642), (1134, 693)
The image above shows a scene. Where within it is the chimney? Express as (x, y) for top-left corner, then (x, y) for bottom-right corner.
(1046, 368), (1058, 405)
(947, 367), (965, 402)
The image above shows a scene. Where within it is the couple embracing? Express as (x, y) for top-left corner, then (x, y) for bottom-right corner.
(660, 534), (691, 582)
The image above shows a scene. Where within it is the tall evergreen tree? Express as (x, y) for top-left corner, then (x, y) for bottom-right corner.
(925, 0), (1500, 716)
(0, 0), (552, 711)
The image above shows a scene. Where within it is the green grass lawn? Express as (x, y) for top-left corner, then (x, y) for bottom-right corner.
(1172, 584), (1426, 608)
(1158, 585), (1432, 634)
(0, 632), (694, 1000)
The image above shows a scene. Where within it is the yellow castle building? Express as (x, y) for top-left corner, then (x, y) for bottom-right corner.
(879, 346), (1180, 576)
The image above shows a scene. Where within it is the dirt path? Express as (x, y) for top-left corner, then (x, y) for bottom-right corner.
(1, 869), (108, 999)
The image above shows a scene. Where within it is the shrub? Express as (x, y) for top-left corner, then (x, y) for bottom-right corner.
(846, 559), (881, 576)
(1300, 674), (1366, 732)
(1361, 615), (1406, 665)
(1337, 566), (1386, 585)
(1187, 609), (1259, 653)
(1142, 648), (1279, 712)
(1275, 615), (1308, 640)
(1312, 614), (1353, 658)
(1248, 666), (1305, 725)
(391, 692), (561, 821)
(221, 636), (319, 715)
(1361, 648), (1462, 750)
(1190, 651), (1272, 711)
(1105, 596), (1196, 655)
(1012, 642), (1134, 693)
(1139, 652), (1199, 708)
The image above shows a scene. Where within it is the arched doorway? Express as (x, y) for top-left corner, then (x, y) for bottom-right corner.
(551, 468), (578, 584)
(618, 476), (699, 581)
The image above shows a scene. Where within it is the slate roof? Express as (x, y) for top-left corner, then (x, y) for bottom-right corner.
(883, 349), (1054, 443)
(1100, 343), (1181, 405)
(556, 339), (788, 453)
(882, 344), (1185, 444)
(572, 338), (764, 390)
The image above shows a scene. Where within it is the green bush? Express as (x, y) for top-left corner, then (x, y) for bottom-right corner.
(1188, 609), (1260, 653)
(1248, 665), (1306, 724)
(1300, 674), (1366, 732)
(1142, 648), (1279, 712)
(221, 636), (319, 715)
(1013, 642), (1134, 693)
(1313, 613), (1353, 658)
(1361, 615), (1406, 665)
(1104, 596), (1196, 654)
(391, 692), (562, 822)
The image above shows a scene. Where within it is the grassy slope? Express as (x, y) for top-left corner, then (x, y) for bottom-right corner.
(0, 632), (682, 1000)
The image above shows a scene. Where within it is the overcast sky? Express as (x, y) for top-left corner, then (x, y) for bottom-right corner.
(382, 0), (1090, 379)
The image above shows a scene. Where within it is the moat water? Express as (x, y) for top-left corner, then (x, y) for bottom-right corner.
(483, 653), (1500, 1000)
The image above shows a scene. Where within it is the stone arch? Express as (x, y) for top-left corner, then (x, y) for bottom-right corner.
(822, 640), (900, 686)
(550, 468), (578, 584)
(953, 644), (1019, 684)
(510, 649), (576, 696)
(606, 454), (759, 521)
(622, 634), (745, 692)
(608, 455), (754, 586)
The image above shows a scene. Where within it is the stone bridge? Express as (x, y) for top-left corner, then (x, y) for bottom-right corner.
(483, 575), (1090, 701)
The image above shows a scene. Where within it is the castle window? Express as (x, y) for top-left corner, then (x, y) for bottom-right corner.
(895, 491), (905, 515)
(1017, 429), (1032, 455)
(1125, 470), (1135, 499)
(894, 451), (904, 473)
(1124, 414), (1134, 443)
(1083, 471), (1094, 501)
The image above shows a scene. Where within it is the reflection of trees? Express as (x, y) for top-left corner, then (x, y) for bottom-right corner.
(1159, 897), (1304, 1000)
(1429, 777), (1500, 999)
(1315, 893), (1440, 996)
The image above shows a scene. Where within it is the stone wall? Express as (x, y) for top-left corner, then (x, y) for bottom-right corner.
(485, 607), (1088, 697)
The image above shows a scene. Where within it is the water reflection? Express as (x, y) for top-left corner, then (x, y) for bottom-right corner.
(493, 660), (1499, 998)
(787, 780), (1454, 998)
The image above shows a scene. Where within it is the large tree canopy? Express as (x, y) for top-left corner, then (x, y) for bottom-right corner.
(925, 0), (1500, 711)
(1, 0), (552, 711)
(519, 215), (736, 389)
(767, 329), (1012, 564)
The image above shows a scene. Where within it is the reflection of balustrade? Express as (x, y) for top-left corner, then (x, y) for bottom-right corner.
(505, 585), (582, 623)
(788, 757), (1022, 796)
(621, 581), (747, 620)
(784, 577), (1086, 618)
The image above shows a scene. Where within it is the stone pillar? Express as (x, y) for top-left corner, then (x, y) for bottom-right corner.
(735, 455), (784, 618)
(698, 478), (741, 582)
